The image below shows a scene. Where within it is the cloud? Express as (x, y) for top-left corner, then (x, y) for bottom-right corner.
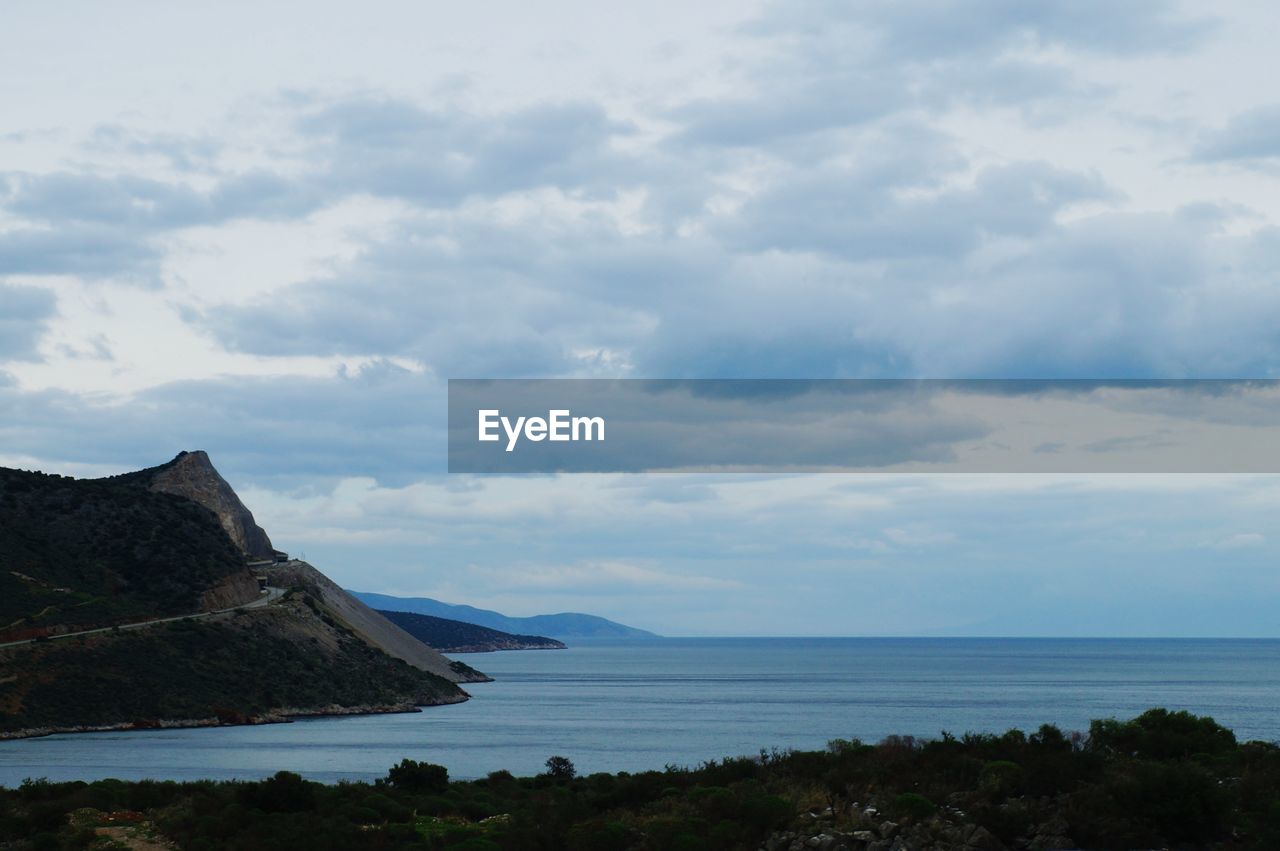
(85, 124), (223, 172)
(850, 0), (1213, 57)
(0, 170), (325, 282)
(187, 151), (1280, 381)
(721, 158), (1113, 260)
(1192, 104), (1280, 165)
(0, 282), (56, 360)
(1210, 532), (1265, 550)
(674, 0), (1212, 149)
(296, 96), (638, 206)
(0, 360), (447, 485)
(0, 224), (164, 282)
(198, 211), (697, 376)
(466, 560), (743, 592)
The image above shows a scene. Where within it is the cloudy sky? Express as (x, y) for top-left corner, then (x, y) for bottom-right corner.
(3, 1), (1280, 635)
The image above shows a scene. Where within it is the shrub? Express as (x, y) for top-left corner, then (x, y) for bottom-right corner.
(892, 792), (936, 820)
(386, 759), (449, 794)
(1089, 709), (1236, 760)
(979, 760), (1025, 799)
(544, 756), (577, 780)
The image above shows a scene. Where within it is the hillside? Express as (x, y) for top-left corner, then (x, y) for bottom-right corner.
(0, 453), (483, 738)
(0, 592), (466, 736)
(267, 561), (489, 683)
(0, 465), (254, 638)
(376, 609), (566, 653)
(350, 591), (659, 639)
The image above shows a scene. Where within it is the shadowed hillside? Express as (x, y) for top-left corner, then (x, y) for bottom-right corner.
(377, 608), (566, 653)
(0, 465), (252, 638)
(0, 453), (481, 738)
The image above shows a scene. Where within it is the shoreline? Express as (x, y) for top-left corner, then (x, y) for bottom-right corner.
(0, 695), (470, 742)
(445, 643), (566, 654)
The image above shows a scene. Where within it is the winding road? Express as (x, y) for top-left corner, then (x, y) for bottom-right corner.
(0, 586), (286, 649)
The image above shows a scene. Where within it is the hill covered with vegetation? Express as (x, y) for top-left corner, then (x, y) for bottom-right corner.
(0, 590), (467, 737)
(0, 454), (478, 737)
(1, 709), (1277, 850)
(376, 609), (566, 653)
(0, 464), (249, 638)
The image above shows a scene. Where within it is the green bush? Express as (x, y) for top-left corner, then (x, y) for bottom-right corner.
(1089, 708), (1236, 760)
(892, 792), (937, 820)
(387, 759), (450, 794)
(979, 760), (1025, 799)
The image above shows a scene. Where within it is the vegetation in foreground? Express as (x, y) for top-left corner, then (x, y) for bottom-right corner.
(2, 709), (1279, 850)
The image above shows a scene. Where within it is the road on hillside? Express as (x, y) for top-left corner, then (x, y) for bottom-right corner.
(0, 586), (286, 649)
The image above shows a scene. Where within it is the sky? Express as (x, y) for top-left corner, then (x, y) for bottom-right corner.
(2, 0), (1280, 635)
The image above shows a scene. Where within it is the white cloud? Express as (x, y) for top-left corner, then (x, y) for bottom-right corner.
(1209, 532), (1266, 550)
(465, 560), (744, 592)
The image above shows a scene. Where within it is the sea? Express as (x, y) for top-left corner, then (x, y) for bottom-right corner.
(3, 637), (1278, 787)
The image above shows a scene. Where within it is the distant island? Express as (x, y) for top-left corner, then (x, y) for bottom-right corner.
(376, 609), (566, 653)
(2, 708), (1273, 850)
(351, 591), (659, 640)
(0, 451), (489, 740)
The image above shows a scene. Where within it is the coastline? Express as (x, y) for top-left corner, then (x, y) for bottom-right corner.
(445, 643), (566, 654)
(0, 694), (470, 742)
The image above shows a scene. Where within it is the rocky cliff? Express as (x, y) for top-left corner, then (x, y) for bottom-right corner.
(264, 561), (491, 684)
(148, 450), (275, 561)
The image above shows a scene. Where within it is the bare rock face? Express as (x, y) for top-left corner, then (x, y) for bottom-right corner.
(148, 451), (275, 561)
(263, 560), (490, 685)
(198, 570), (264, 611)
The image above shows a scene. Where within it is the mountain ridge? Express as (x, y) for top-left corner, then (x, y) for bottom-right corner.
(350, 591), (659, 639)
(376, 609), (567, 653)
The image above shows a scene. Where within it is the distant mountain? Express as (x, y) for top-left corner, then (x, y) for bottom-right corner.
(376, 609), (566, 653)
(0, 452), (483, 739)
(351, 592), (659, 639)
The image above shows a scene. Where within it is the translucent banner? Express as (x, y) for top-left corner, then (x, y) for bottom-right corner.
(447, 379), (1280, 473)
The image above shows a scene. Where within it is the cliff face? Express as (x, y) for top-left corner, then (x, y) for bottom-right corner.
(198, 570), (264, 611)
(263, 561), (491, 684)
(148, 451), (275, 561)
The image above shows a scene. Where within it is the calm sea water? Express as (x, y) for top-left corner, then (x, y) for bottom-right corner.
(2, 638), (1278, 787)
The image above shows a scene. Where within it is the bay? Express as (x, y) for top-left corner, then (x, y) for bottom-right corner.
(2, 638), (1277, 786)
